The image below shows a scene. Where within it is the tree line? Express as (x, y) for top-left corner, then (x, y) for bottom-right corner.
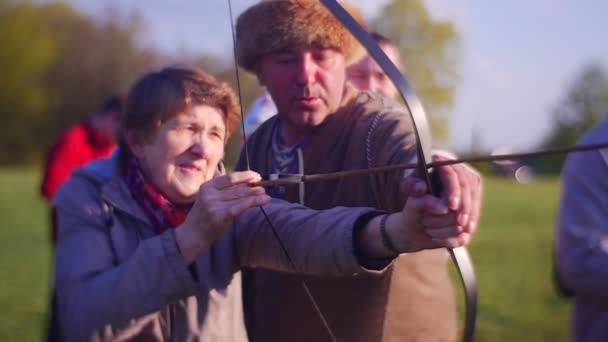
(0, 2), (157, 164)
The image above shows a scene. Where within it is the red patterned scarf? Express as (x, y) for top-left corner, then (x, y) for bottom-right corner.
(124, 156), (191, 234)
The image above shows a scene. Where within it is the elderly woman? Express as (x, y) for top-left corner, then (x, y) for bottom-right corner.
(53, 67), (469, 340)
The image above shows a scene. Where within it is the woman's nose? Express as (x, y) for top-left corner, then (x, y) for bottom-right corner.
(189, 134), (210, 159)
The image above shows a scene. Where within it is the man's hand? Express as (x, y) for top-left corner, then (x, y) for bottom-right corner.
(402, 151), (482, 236)
(390, 179), (472, 253)
(357, 179), (473, 259)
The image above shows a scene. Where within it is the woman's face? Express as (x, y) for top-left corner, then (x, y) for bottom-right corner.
(130, 104), (226, 205)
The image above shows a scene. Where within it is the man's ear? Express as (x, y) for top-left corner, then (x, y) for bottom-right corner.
(254, 64), (266, 87)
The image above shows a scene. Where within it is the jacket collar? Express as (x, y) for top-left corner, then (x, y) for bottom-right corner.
(101, 175), (152, 227)
(81, 150), (152, 226)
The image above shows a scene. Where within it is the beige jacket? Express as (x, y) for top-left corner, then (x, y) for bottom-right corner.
(237, 85), (458, 342)
(53, 152), (384, 341)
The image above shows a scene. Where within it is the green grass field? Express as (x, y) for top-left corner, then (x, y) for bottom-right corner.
(0, 168), (570, 341)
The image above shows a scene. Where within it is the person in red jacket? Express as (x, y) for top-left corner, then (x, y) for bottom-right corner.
(41, 96), (123, 244)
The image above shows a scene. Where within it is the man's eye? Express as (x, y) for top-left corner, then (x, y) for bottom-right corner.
(276, 55), (295, 64)
(315, 54), (333, 65)
(374, 72), (388, 81)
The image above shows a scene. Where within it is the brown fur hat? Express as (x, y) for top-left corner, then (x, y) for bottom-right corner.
(235, 0), (367, 72)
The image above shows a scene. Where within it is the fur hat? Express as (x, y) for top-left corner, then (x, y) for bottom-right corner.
(235, 0), (367, 72)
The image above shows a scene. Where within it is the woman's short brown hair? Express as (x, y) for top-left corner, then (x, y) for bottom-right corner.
(118, 66), (240, 157)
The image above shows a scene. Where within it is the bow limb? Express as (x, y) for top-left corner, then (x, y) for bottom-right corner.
(319, 1), (477, 341)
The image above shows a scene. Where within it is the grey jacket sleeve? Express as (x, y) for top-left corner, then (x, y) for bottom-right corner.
(557, 136), (608, 303)
(53, 177), (200, 340)
(232, 198), (383, 275)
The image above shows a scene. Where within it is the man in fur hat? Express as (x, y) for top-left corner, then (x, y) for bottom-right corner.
(235, 1), (482, 341)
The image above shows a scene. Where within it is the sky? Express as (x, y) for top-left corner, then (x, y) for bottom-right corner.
(44, 0), (608, 152)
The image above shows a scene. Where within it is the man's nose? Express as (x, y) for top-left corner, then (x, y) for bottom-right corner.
(359, 76), (374, 92)
(369, 77), (381, 94)
(295, 56), (316, 86)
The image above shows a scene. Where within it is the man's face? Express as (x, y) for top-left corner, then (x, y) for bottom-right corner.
(256, 47), (347, 139)
(346, 43), (401, 99)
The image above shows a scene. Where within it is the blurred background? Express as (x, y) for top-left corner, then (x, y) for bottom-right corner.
(0, 0), (606, 340)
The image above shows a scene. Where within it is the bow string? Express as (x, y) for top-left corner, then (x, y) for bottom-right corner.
(226, 0), (339, 340)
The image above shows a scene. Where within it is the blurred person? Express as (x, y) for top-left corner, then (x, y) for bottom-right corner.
(52, 66), (471, 340)
(556, 115), (608, 342)
(41, 95), (122, 244)
(234, 1), (482, 341)
(242, 91), (277, 139)
(346, 31), (403, 99)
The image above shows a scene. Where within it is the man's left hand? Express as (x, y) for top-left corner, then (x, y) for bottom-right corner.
(402, 151), (482, 236)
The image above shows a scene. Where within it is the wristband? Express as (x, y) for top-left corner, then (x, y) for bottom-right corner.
(380, 214), (400, 256)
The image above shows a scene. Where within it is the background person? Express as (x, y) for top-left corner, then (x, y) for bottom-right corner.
(242, 92), (277, 138)
(556, 115), (608, 342)
(346, 31), (403, 99)
(40, 95), (122, 244)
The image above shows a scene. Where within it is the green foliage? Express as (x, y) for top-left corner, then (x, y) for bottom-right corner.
(372, 0), (460, 143)
(0, 169), (570, 341)
(0, 3), (58, 164)
(42, 6), (158, 135)
(0, 2), (160, 165)
(541, 63), (608, 172)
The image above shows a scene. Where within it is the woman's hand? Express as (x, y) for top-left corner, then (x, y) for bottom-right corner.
(175, 171), (271, 263)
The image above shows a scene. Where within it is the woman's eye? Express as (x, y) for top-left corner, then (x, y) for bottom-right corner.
(210, 130), (224, 140)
